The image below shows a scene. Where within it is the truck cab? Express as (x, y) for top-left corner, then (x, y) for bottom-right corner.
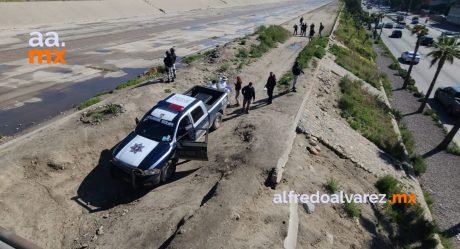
(111, 86), (228, 187)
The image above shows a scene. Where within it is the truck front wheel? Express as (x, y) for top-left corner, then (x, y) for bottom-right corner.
(161, 159), (177, 183)
(212, 112), (223, 130)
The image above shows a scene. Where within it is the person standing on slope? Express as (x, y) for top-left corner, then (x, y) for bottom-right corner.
(163, 51), (174, 83)
(241, 82), (255, 114)
(170, 47), (177, 79)
(234, 76), (243, 107)
(319, 23), (324, 36)
(293, 24), (298, 36)
(265, 72), (277, 104)
(291, 61), (304, 92)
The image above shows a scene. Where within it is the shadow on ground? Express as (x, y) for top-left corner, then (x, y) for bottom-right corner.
(73, 147), (198, 213)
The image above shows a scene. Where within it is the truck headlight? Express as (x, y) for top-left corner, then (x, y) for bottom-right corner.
(145, 168), (161, 175)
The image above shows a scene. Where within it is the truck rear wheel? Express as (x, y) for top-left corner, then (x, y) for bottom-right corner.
(161, 160), (177, 183)
(212, 112), (223, 130)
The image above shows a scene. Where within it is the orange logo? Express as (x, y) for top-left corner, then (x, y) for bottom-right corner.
(388, 194), (417, 204)
(28, 31), (66, 64)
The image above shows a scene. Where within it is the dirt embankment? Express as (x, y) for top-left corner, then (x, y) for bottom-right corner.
(0, 2), (340, 249)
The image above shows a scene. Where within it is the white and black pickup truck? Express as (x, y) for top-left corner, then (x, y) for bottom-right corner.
(111, 86), (228, 187)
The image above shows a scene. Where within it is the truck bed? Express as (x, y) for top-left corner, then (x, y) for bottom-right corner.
(183, 86), (226, 110)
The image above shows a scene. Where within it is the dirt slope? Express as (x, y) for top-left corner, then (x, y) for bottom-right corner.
(0, 3), (339, 249)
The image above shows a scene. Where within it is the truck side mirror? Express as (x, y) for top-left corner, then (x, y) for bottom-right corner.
(135, 118), (139, 125)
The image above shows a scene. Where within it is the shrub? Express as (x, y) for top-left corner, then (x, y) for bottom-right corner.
(314, 46), (326, 59)
(335, 11), (376, 60)
(339, 77), (404, 160)
(104, 103), (122, 115)
(447, 142), (460, 155)
(324, 178), (340, 194)
(375, 175), (401, 197)
(249, 25), (290, 58)
(164, 88), (172, 93)
(277, 72), (293, 90)
(116, 78), (143, 90)
(344, 201), (361, 218)
(182, 54), (204, 64)
(411, 155), (427, 176)
(237, 48), (249, 58)
(77, 97), (101, 111)
(423, 191), (434, 210)
(218, 63), (230, 73)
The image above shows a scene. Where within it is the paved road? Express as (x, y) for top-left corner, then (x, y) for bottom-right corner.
(0, 0), (332, 136)
(367, 7), (460, 146)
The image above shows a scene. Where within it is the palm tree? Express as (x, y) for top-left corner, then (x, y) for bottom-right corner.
(437, 117), (460, 150)
(376, 12), (385, 40)
(418, 37), (460, 113)
(403, 25), (428, 89)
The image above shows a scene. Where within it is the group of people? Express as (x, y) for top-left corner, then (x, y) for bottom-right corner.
(163, 47), (177, 83)
(212, 60), (304, 114)
(293, 17), (325, 40)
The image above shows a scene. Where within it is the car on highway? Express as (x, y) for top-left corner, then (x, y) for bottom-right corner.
(111, 86), (228, 187)
(441, 31), (460, 38)
(376, 23), (384, 29)
(411, 16), (419, 24)
(395, 22), (406, 29)
(435, 86), (460, 116)
(390, 30), (403, 38)
(401, 51), (421, 64)
(420, 35), (434, 46)
(384, 22), (394, 28)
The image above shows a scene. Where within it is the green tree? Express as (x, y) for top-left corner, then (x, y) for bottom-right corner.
(418, 37), (460, 112)
(403, 25), (428, 89)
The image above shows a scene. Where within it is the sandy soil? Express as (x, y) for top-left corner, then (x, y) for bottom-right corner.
(0, 3), (340, 249)
(0, 0), (295, 28)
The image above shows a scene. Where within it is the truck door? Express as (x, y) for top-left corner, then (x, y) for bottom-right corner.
(176, 116), (208, 161)
(190, 104), (209, 139)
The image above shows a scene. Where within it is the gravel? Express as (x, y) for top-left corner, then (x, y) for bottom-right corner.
(374, 44), (460, 248)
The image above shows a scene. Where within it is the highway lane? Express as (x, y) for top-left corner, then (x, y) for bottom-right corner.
(367, 6), (460, 145)
(379, 16), (460, 95)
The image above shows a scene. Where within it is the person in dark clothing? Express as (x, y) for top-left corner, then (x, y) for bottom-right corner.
(291, 61), (304, 92)
(310, 23), (315, 32)
(241, 82), (255, 114)
(302, 23), (308, 37)
(300, 16), (304, 25)
(293, 24), (298, 36)
(309, 28), (315, 41)
(234, 76), (242, 106)
(170, 47), (177, 78)
(163, 51), (174, 83)
(319, 23), (324, 36)
(265, 72), (276, 104)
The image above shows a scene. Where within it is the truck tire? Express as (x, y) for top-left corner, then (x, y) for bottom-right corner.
(212, 112), (223, 130)
(161, 160), (177, 183)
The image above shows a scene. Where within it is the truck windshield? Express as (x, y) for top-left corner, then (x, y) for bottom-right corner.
(135, 115), (175, 142)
